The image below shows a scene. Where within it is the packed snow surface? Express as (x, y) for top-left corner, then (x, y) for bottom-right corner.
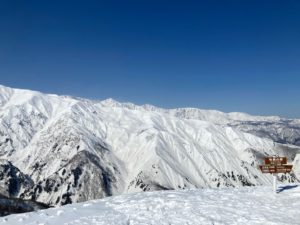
(1, 184), (300, 225)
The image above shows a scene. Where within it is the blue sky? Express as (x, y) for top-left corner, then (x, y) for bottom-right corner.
(0, 1), (299, 118)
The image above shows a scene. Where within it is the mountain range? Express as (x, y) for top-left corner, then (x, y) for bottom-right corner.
(0, 85), (299, 206)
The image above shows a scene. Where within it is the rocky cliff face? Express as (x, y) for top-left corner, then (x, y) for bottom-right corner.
(0, 85), (299, 206)
(0, 160), (33, 198)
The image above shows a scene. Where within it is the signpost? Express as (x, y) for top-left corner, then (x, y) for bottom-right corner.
(259, 156), (293, 193)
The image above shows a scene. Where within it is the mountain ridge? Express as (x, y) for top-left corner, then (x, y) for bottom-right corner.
(0, 84), (289, 120)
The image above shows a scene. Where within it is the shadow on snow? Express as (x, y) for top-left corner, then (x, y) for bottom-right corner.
(277, 184), (298, 193)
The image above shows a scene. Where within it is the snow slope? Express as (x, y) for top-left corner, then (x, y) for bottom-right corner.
(1, 184), (300, 225)
(0, 85), (299, 206)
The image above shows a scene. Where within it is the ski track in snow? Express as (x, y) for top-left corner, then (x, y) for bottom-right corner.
(1, 185), (300, 225)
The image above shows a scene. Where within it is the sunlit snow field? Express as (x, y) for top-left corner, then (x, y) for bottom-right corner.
(1, 184), (299, 225)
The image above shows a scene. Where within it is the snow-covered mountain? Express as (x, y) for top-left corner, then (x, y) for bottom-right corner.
(0, 85), (299, 206)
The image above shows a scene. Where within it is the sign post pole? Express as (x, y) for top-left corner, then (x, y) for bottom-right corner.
(273, 174), (277, 193)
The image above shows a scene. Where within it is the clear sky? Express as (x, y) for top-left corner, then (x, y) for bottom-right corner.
(0, 1), (299, 118)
